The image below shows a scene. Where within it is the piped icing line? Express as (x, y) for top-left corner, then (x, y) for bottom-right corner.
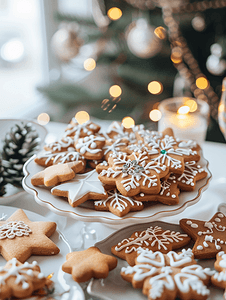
(64, 119), (99, 139)
(0, 258), (45, 289)
(45, 136), (74, 152)
(37, 150), (84, 165)
(75, 135), (105, 155)
(0, 221), (32, 239)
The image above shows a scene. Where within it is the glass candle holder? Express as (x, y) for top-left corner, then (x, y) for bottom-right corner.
(158, 97), (210, 143)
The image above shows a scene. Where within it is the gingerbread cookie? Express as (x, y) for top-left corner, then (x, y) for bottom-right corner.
(133, 176), (180, 205)
(51, 169), (107, 207)
(94, 188), (144, 217)
(106, 121), (143, 142)
(0, 209), (59, 262)
(44, 136), (75, 153)
(111, 225), (190, 266)
(211, 251), (226, 298)
(121, 248), (214, 299)
(97, 151), (169, 197)
(31, 161), (84, 187)
(62, 246), (117, 283)
(74, 135), (105, 160)
(103, 138), (128, 160)
(34, 150), (86, 170)
(0, 258), (48, 299)
(171, 161), (207, 191)
(64, 118), (100, 138)
(180, 212), (226, 259)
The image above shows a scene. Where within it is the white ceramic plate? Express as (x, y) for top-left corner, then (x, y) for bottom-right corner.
(0, 206), (85, 300)
(87, 221), (222, 300)
(22, 155), (211, 226)
(0, 185), (25, 205)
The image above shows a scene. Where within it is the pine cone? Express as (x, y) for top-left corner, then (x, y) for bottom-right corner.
(0, 158), (6, 196)
(2, 122), (41, 187)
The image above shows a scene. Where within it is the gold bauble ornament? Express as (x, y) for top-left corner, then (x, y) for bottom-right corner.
(51, 26), (83, 62)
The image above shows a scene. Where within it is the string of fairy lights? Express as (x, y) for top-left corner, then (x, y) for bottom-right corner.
(38, 1), (226, 127)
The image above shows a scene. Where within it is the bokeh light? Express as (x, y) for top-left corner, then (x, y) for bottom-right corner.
(109, 85), (122, 97)
(75, 111), (90, 124)
(1, 39), (25, 63)
(107, 7), (122, 21)
(37, 113), (50, 125)
(84, 58), (96, 71)
(184, 99), (198, 112)
(154, 26), (167, 39)
(148, 81), (163, 95)
(177, 106), (190, 115)
(149, 109), (162, 122)
(122, 117), (135, 128)
(196, 77), (209, 89)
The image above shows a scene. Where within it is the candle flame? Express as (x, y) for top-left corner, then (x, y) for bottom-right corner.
(177, 105), (190, 115)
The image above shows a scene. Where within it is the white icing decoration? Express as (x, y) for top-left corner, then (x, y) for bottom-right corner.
(51, 169), (106, 204)
(103, 138), (127, 156)
(178, 140), (197, 149)
(121, 248), (212, 297)
(64, 119), (98, 139)
(0, 258), (44, 289)
(219, 252), (226, 268)
(106, 121), (137, 142)
(37, 150), (83, 165)
(145, 136), (197, 169)
(94, 189), (142, 213)
(45, 136), (74, 152)
(0, 221), (32, 239)
(213, 271), (226, 282)
(75, 135), (105, 154)
(114, 226), (188, 254)
(197, 245), (203, 250)
(177, 161), (205, 186)
(100, 151), (166, 192)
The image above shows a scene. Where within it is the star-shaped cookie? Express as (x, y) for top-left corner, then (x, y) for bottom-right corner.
(211, 251), (226, 298)
(51, 169), (107, 207)
(0, 209), (59, 262)
(31, 161), (84, 187)
(62, 246), (117, 282)
(180, 212), (226, 259)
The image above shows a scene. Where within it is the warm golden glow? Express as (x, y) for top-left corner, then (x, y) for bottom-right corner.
(184, 99), (198, 112)
(177, 106), (190, 115)
(122, 117), (135, 129)
(47, 273), (54, 279)
(148, 81), (163, 95)
(75, 111), (90, 124)
(154, 26), (167, 39)
(171, 54), (182, 64)
(149, 109), (162, 122)
(84, 58), (96, 71)
(107, 7), (122, 21)
(37, 113), (50, 125)
(109, 85), (122, 97)
(196, 77), (209, 90)
(219, 103), (225, 113)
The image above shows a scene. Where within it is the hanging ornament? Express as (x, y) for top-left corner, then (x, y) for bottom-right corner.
(125, 18), (162, 59)
(51, 24), (84, 62)
(206, 43), (226, 76)
(191, 15), (206, 32)
(2, 122), (41, 187)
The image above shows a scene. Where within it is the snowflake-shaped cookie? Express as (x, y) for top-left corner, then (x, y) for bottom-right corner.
(180, 212), (226, 259)
(35, 150), (86, 170)
(111, 226), (190, 266)
(44, 136), (75, 153)
(103, 138), (128, 160)
(170, 161), (207, 191)
(0, 258), (47, 299)
(64, 118), (100, 139)
(143, 134), (200, 174)
(51, 169), (107, 207)
(211, 251), (226, 299)
(74, 134), (105, 160)
(106, 121), (143, 142)
(94, 188), (144, 217)
(97, 151), (169, 197)
(121, 248), (214, 300)
(133, 176), (180, 205)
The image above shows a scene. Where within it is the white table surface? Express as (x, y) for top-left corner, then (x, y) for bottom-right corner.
(1, 121), (226, 299)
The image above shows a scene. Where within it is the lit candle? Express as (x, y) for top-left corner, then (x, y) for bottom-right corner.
(158, 97), (209, 143)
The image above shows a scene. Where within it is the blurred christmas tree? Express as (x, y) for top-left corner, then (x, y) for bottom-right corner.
(38, 0), (226, 142)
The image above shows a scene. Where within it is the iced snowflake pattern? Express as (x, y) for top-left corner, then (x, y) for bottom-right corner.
(45, 136), (74, 152)
(103, 138), (128, 158)
(75, 135), (105, 155)
(94, 188), (143, 216)
(99, 151), (167, 195)
(121, 248), (215, 300)
(37, 150), (84, 166)
(145, 135), (197, 170)
(0, 221), (32, 239)
(115, 226), (188, 254)
(106, 121), (142, 142)
(64, 118), (99, 139)
(176, 161), (205, 187)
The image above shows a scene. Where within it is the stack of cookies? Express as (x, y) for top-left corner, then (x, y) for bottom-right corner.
(31, 118), (208, 217)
